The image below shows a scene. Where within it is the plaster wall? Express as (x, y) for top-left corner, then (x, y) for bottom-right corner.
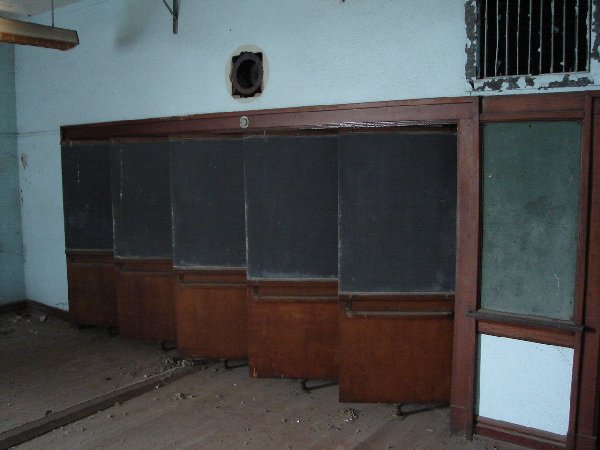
(15, 0), (470, 308)
(0, 43), (25, 303)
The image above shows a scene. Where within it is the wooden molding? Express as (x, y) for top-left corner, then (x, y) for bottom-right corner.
(450, 114), (481, 437)
(0, 300), (28, 315)
(480, 93), (586, 122)
(0, 300), (70, 322)
(61, 97), (475, 142)
(477, 321), (576, 348)
(475, 417), (567, 450)
(468, 310), (583, 348)
(248, 279), (338, 303)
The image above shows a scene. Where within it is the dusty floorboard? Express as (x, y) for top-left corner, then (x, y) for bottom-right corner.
(16, 366), (497, 449)
(2, 312), (507, 449)
(0, 312), (178, 433)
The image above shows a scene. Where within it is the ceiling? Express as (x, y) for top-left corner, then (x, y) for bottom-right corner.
(0, 0), (83, 18)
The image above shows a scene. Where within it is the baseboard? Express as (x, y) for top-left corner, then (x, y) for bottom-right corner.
(0, 300), (69, 322)
(475, 416), (567, 450)
(0, 300), (28, 315)
(27, 300), (70, 321)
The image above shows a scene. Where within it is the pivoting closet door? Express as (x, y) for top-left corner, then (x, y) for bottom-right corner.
(338, 130), (457, 403)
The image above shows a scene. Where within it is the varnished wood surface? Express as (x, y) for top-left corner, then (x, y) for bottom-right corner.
(115, 259), (175, 343)
(476, 417), (567, 450)
(61, 97), (474, 142)
(66, 251), (117, 327)
(450, 115), (480, 436)
(338, 295), (454, 404)
(572, 98), (600, 450)
(175, 269), (247, 359)
(481, 93), (586, 122)
(247, 279), (338, 380)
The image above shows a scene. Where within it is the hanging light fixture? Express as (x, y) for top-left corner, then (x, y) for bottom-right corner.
(0, 0), (79, 51)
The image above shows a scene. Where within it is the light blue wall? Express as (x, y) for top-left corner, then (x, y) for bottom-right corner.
(15, 0), (470, 308)
(0, 43), (25, 304)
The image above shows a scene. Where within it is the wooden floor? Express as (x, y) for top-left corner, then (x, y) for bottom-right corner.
(0, 312), (504, 449)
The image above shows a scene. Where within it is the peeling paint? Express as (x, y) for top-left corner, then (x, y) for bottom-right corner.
(20, 153), (28, 169)
(592, 0), (600, 61)
(466, 0), (599, 91)
(472, 76), (521, 92)
(464, 0), (478, 80)
(543, 74), (594, 89)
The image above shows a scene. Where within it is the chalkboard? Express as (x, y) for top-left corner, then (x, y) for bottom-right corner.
(61, 144), (113, 250)
(338, 132), (457, 293)
(170, 139), (246, 268)
(480, 121), (581, 320)
(244, 136), (338, 279)
(112, 142), (172, 258)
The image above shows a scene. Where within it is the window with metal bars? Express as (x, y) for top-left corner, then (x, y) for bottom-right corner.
(478, 0), (591, 79)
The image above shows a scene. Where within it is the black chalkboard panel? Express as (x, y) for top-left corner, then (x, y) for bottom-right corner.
(170, 139), (246, 268)
(480, 121), (580, 320)
(61, 144), (113, 250)
(113, 142), (172, 258)
(244, 136), (338, 279)
(338, 132), (457, 293)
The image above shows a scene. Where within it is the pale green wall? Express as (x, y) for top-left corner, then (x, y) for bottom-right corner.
(0, 43), (25, 303)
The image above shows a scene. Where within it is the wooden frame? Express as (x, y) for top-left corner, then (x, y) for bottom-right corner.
(470, 92), (597, 450)
(60, 92), (600, 449)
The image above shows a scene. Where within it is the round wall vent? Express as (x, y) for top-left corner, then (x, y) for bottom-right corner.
(231, 51), (263, 98)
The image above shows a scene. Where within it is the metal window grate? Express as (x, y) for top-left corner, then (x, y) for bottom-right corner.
(478, 0), (591, 78)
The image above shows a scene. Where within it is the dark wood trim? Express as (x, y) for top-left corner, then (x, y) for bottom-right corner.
(467, 310), (584, 334)
(0, 365), (197, 449)
(480, 93), (586, 122)
(0, 300), (70, 321)
(248, 279), (339, 303)
(61, 97), (474, 142)
(65, 249), (114, 256)
(450, 112), (481, 437)
(115, 258), (173, 274)
(177, 268), (247, 287)
(571, 96), (600, 450)
(567, 92), (594, 449)
(477, 321), (576, 348)
(339, 293), (454, 317)
(66, 251), (115, 265)
(475, 417), (567, 450)
(0, 300), (28, 315)
(27, 300), (70, 322)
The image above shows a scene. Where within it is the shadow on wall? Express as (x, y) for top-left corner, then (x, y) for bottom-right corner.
(115, 1), (163, 48)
